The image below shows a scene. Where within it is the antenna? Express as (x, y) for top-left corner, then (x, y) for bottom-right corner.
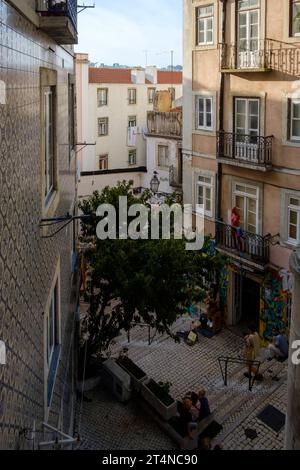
(77, 3), (95, 14)
(142, 50), (148, 67)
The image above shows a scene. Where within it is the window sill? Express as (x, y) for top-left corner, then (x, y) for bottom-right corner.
(194, 129), (215, 136)
(194, 44), (217, 51)
(47, 345), (61, 407)
(282, 140), (300, 148)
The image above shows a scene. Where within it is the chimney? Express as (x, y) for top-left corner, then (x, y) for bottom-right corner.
(131, 69), (145, 84)
(145, 66), (157, 84)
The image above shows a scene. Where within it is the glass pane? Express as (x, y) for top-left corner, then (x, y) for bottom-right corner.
(236, 99), (246, 114)
(206, 113), (212, 128)
(250, 116), (258, 130)
(292, 119), (300, 137)
(206, 99), (212, 112)
(199, 112), (204, 127)
(293, 102), (300, 119)
(239, 13), (247, 27)
(199, 98), (204, 112)
(248, 198), (257, 212)
(248, 212), (256, 226)
(206, 188), (211, 211)
(245, 186), (257, 195)
(289, 210), (298, 226)
(290, 198), (300, 207)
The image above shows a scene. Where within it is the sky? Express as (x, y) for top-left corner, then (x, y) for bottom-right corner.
(75, 0), (183, 68)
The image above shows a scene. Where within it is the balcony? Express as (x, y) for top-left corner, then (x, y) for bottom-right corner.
(147, 111), (182, 139)
(36, 0), (78, 44)
(220, 39), (300, 77)
(169, 165), (182, 189)
(217, 131), (273, 172)
(215, 221), (271, 268)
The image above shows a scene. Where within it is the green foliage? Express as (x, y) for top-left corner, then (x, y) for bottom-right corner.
(79, 182), (224, 360)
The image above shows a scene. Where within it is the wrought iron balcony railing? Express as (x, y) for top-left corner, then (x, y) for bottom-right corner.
(36, 1), (78, 44)
(220, 39), (300, 77)
(215, 221), (271, 266)
(169, 165), (182, 188)
(217, 131), (273, 170)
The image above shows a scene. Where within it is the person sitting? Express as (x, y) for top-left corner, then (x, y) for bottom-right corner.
(190, 392), (201, 422)
(198, 389), (211, 420)
(268, 328), (289, 360)
(177, 398), (193, 433)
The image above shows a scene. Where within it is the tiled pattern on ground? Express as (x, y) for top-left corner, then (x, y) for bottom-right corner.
(76, 316), (287, 450)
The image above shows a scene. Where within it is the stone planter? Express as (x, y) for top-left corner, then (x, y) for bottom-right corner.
(141, 379), (177, 421)
(117, 357), (148, 392)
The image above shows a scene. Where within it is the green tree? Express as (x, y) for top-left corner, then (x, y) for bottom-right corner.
(79, 181), (224, 363)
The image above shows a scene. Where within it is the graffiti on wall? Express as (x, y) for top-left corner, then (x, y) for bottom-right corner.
(260, 268), (292, 341)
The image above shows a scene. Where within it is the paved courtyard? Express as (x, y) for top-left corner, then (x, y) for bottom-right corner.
(75, 315), (288, 450)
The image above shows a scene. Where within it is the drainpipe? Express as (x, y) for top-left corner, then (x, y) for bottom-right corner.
(216, 0), (227, 222)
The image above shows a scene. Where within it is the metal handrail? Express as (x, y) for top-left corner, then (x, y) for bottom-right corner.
(218, 356), (261, 391)
(217, 131), (273, 167)
(36, 0), (78, 31)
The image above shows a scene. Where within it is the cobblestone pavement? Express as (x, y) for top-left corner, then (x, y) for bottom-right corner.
(75, 315), (287, 450)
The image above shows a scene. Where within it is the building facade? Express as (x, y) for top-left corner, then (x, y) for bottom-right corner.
(144, 108), (183, 196)
(183, 0), (300, 340)
(75, 57), (182, 198)
(0, 0), (79, 449)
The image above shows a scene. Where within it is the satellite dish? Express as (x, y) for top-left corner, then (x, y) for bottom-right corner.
(0, 341), (6, 365)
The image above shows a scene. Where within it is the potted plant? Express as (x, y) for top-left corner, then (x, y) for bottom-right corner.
(117, 355), (148, 392)
(141, 379), (177, 421)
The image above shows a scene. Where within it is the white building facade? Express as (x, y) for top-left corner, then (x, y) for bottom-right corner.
(76, 55), (182, 198)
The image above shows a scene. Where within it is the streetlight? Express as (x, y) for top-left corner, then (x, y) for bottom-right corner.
(150, 171), (160, 194)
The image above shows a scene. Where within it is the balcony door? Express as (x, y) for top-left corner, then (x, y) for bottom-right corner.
(237, 3), (260, 68)
(234, 182), (259, 255)
(234, 98), (260, 162)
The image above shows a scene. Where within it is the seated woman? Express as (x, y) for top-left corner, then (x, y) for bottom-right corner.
(198, 389), (211, 420)
(177, 398), (193, 432)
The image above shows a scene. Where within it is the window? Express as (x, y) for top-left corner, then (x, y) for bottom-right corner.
(233, 182), (259, 234)
(68, 77), (75, 155)
(98, 117), (108, 136)
(289, 99), (300, 141)
(44, 87), (55, 201)
(288, 196), (300, 244)
(128, 115), (137, 128)
(47, 284), (59, 366)
(148, 88), (156, 104)
(97, 88), (108, 106)
(238, 0), (260, 10)
(291, 0), (300, 36)
(158, 145), (169, 167)
(46, 278), (61, 408)
(128, 149), (137, 166)
(99, 154), (108, 170)
(168, 87), (176, 101)
(196, 96), (213, 130)
(196, 175), (213, 217)
(196, 5), (214, 46)
(128, 88), (137, 105)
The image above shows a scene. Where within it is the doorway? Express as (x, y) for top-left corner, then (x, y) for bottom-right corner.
(233, 273), (260, 331)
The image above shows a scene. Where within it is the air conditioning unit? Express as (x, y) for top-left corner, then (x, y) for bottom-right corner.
(102, 359), (132, 402)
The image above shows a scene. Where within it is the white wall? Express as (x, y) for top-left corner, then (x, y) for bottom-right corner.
(143, 136), (180, 194)
(82, 81), (182, 173)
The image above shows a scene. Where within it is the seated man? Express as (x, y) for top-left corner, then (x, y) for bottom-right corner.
(268, 328), (289, 360)
(198, 389), (211, 420)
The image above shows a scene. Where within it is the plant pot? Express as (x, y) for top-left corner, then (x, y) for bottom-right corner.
(117, 357), (148, 392)
(141, 379), (177, 421)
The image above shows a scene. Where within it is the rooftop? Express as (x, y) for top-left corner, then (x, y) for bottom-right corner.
(89, 67), (182, 85)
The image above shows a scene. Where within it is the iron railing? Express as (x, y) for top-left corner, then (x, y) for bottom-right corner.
(217, 131), (273, 168)
(220, 39), (300, 76)
(215, 221), (271, 265)
(218, 356), (262, 392)
(36, 0), (78, 31)
(169, 165), (182, 188)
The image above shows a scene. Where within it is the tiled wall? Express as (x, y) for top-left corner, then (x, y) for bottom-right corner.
(0, 0), (77, 449)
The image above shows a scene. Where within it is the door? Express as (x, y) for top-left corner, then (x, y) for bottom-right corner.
(237, 8), (260, 68)
(233, 273), (242, 324)
(235, 190), (259, 256)
(235, 98), (260, 162)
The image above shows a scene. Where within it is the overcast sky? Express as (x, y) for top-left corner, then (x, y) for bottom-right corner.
(75, 0), (183, 67)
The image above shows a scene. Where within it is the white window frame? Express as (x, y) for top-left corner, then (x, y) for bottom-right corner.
(195, 174), (214, 218)
(98, 117), (108, 136)
(157, 144), (169, 168)
(128, 115), (137, 128)
(148, 88), (156, 104)
(196, 5), (214, 46)
(128, 88), (137, 105)
(97, 88), (108, 107)
(291, 99), (300, 141)
(288, 196), (300, 245)
(128, 149), (137, 166)
(99, 154), (108, 170)
(232, 181), (260, 234)
(44, 87), (55, 201)
(292, 0), (300, 37)
(47, 284), (59, 366)
(196, 96), (214, 131)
